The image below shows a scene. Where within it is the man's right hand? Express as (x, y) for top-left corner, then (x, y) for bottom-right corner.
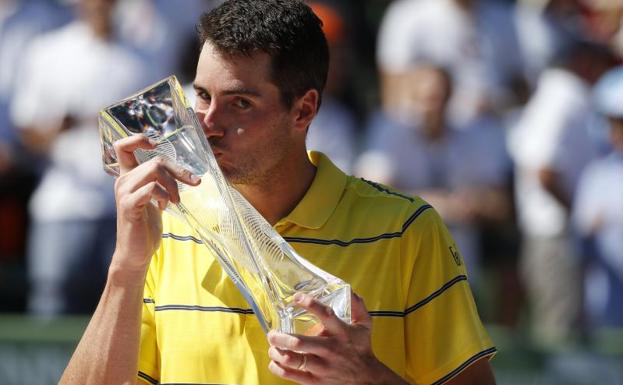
(59, 133), (202, 385)
(111, 135), (201, 276)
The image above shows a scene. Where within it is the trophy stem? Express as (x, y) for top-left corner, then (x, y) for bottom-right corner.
(177, 201), (273, 332)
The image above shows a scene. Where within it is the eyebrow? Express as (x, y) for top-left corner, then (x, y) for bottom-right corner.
(192, 83), (261, 98)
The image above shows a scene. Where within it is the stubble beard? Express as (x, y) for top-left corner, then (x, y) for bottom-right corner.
(222, 121), (294, 189)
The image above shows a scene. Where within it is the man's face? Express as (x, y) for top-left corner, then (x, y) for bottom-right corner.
(193, 42), (297, 186)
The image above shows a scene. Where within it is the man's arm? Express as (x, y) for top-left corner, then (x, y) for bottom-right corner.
(538, 167), (571, 210)
(446, 358), (496, 385)
(59, 135), (200, 385)
(267, 293), (496, 385)
(60, 264), (148, 385)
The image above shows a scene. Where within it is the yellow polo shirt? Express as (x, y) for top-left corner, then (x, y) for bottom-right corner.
(137, 152), (495, 385)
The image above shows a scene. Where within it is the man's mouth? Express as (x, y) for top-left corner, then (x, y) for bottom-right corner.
(208, 141), (224, 157)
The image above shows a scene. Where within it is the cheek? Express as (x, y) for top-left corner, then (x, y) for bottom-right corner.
(194, 97), (209, 112)
(235, 111), (285, 136)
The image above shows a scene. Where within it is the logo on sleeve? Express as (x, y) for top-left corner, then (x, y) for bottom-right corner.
(449, 246), (462, 266)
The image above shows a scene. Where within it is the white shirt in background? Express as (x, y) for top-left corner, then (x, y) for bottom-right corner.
(11, 21), (149, 222)
(508, 68), (598, 237)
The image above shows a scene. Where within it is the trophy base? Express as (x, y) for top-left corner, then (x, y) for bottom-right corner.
(278, 283), (351, 335)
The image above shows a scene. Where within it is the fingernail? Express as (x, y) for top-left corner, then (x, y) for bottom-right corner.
(148, 138), (158, 146)
(190, 174), (200, 183)
(294, 293), (304, 303)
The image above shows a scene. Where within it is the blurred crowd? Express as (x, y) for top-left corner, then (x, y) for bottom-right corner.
(1, 0), (622, 353)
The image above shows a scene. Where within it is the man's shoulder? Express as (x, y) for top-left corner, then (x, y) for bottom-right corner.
(342, 176), (438, 230)
(346, 176), (421, 205)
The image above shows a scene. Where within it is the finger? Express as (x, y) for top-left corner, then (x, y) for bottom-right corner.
(160, 158), (202, 188)
(268, 347), (306, 371)
(120, 181), (170, 215)
(351, 292), (372, 328)
(268, 360), (315, 385)
(113, 135), (156, 174)
(120, 157), (200, 205)
(294, 293), (346, 334)
(125, 158), (181, 204)
(269, 347), (327, 376)
(267, 331), (331, 357)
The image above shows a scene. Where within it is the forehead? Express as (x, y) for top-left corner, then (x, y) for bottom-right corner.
(194, 42), (275, 92)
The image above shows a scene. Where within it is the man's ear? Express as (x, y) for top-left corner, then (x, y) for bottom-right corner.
(292, 89), (320, 132)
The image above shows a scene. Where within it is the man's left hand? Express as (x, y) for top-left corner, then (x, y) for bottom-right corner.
(267, 292), (408, 385)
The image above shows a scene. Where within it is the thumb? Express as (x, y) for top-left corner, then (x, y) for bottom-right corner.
(351, 292), (372, 329)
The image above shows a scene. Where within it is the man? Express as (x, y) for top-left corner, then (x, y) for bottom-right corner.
(574, 65), (623, 329)
(60, 1), (496, 384)
(357, 64), (511, 282)
(507, 40), (616, 348)
(356, 64), (515, 315)
(10, 0), (147, 315)
(376, 0), (524, 124)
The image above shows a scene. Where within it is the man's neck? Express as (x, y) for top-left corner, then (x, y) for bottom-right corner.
(233, 151), (317, 226)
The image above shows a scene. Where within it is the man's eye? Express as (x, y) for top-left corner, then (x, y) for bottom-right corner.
(198, 92), (210, 102)
(234, 98), (251, 109)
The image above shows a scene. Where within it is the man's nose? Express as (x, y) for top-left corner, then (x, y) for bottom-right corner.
(195, 104), (225, 139)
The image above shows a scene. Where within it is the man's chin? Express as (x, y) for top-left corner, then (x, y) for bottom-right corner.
(215, 159), (233, 178)
(220, 168), (246, 185)
(215, 161), (256, 185)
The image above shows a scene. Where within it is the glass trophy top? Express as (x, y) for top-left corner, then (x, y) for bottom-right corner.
(99, 76), (205, 177)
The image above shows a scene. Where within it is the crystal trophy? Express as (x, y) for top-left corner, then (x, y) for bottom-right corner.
(98, 76), (351, 335)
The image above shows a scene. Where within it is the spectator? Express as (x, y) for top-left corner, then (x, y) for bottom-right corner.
(573, 66), (623, 329)
(376, 0), (525, 124)
(514, 0), (585, 87)
(356, 64), (512, 292)
(1, 0), (71, 158)
(507, 40), (617, 348)
(10, 0), (149, 315)
(0, 0), (72, 311)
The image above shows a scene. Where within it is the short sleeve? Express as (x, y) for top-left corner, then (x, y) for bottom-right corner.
(402, 208), (495, 384)
(137, 246), (162, 384)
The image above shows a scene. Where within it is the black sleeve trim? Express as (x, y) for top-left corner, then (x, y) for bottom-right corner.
(367, 275), (468, 318)
(138, 370), (159, 385)
(432, 347), (497, 385)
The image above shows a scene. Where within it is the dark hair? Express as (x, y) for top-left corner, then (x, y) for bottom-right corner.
(197, 0), (329, 109)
